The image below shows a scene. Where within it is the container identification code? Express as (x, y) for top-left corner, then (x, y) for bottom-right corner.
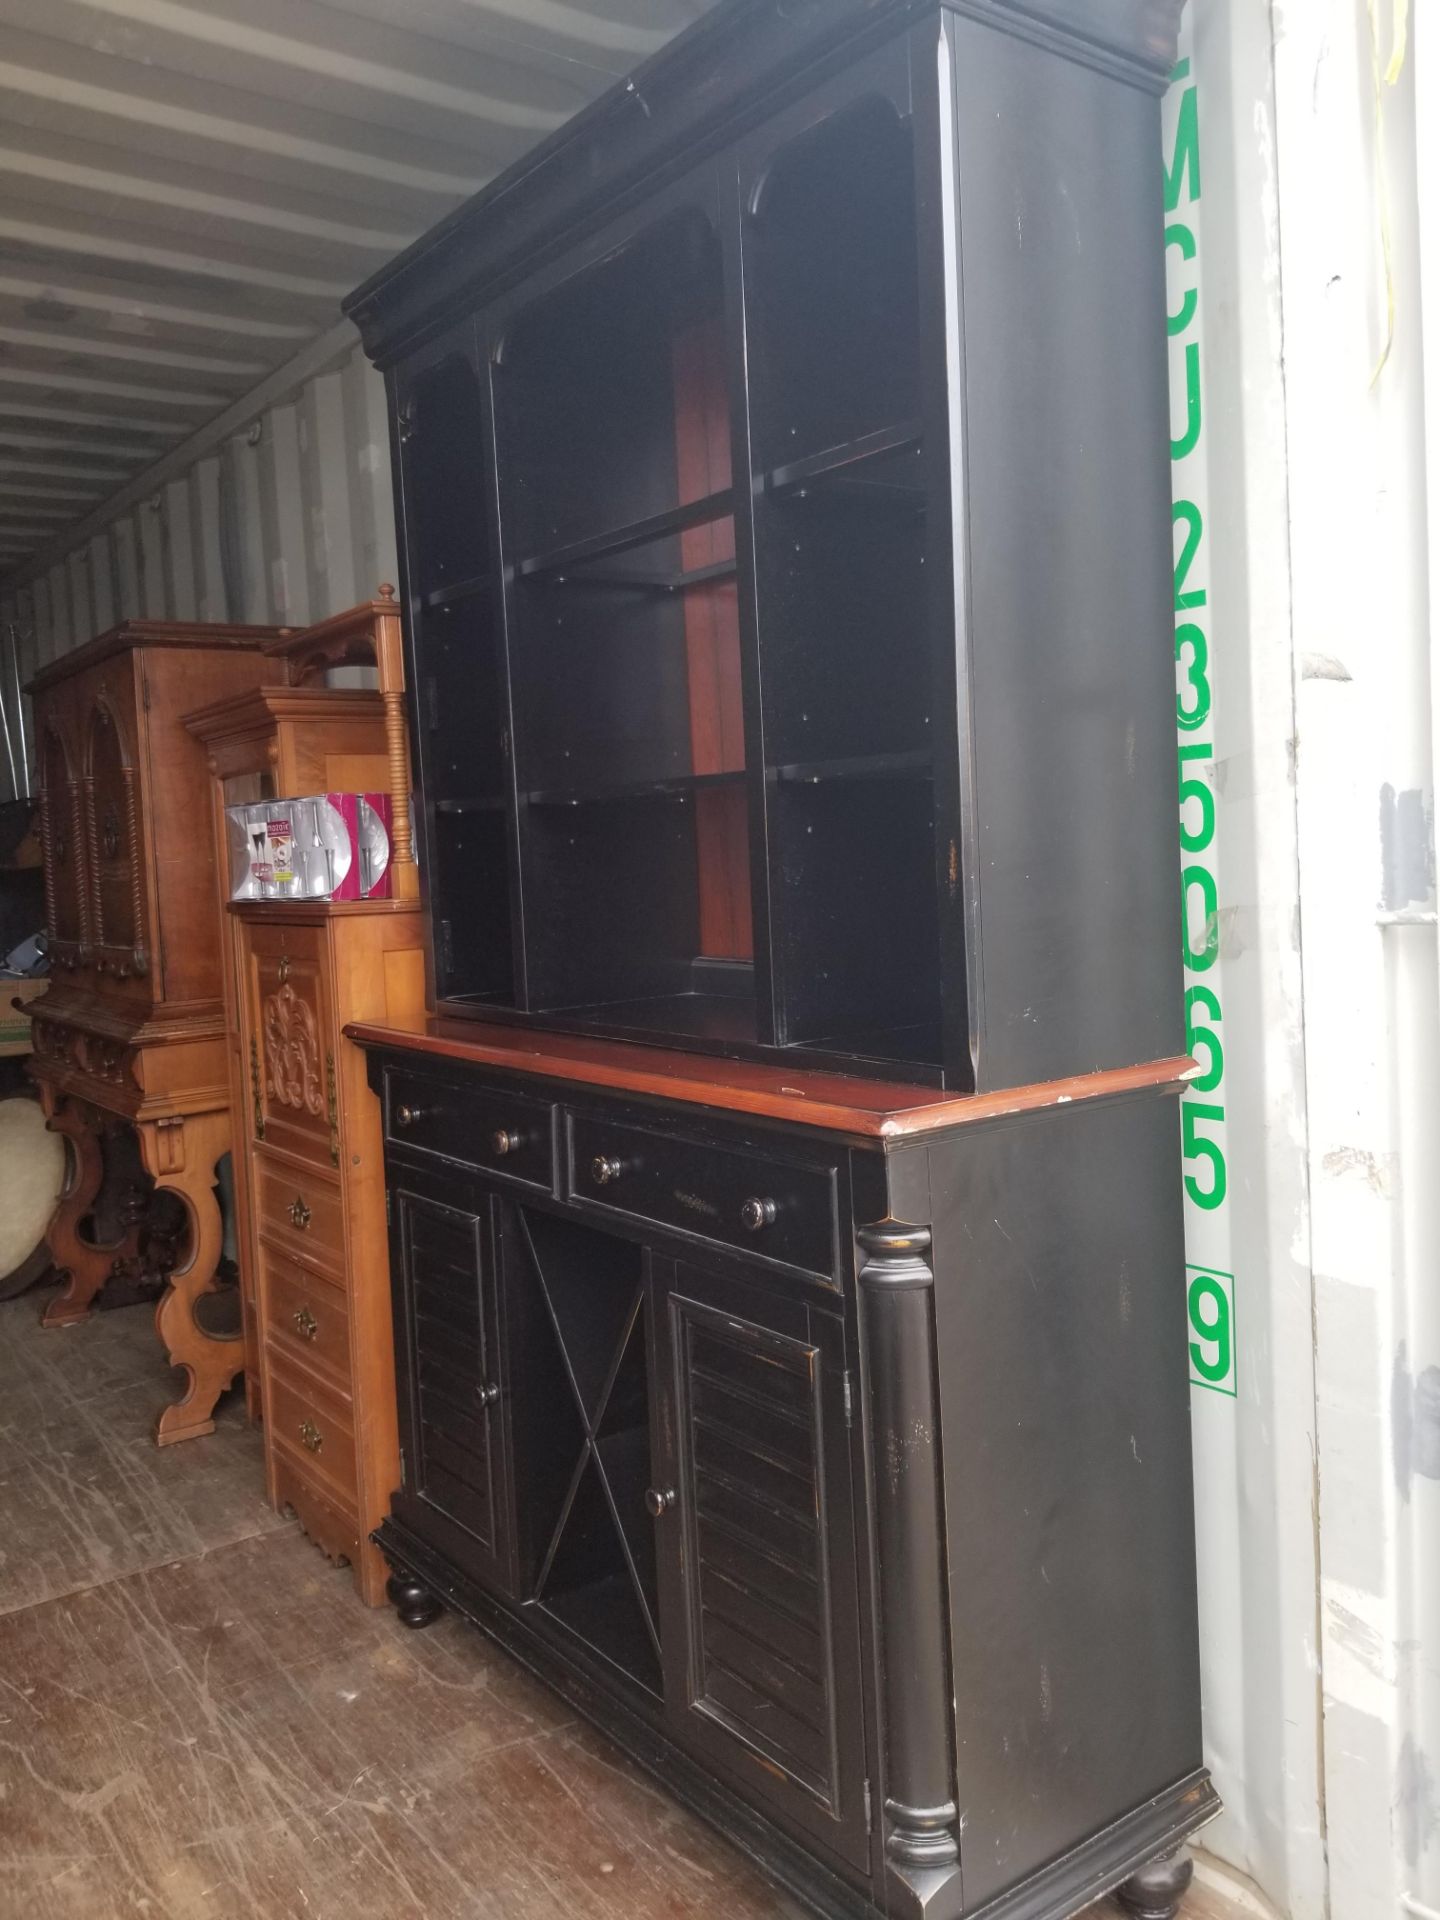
(1165, 50), (1237, 1398)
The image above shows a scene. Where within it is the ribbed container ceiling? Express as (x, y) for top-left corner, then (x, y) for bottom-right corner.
(0, 0), (716, 579)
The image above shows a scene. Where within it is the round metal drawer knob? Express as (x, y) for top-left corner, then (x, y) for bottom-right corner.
(491, 1129), (521, 1156)
(740, 1196), (777, 1232)
(645, 1487), (676, 1519)
(590, 1154), (622, 1187)
(477, 1381), (501, 1406)
(395, 1103), (424, 1128)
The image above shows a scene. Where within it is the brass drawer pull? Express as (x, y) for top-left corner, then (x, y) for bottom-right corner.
(288, 1196), (311, 1230)
(292, 1305), (318, 1341)
(645, 1487), (676, 1518)
(491, 1129), (521, 1156)
(590, 1154), (622, 1187)
(396, 1103), (424, 1128)
(740, 1196), (777, 1232)
(299, 1419), (323, 1455)
(477, 1381), (500, 1406)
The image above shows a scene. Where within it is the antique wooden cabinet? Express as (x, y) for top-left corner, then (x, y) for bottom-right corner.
(345, 1), (1214, 1916)
(186, 592), (425, 1603)
(29, 620), (283, 1443)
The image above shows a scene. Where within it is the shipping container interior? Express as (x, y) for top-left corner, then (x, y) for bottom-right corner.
(0, 4), (1435, 1920)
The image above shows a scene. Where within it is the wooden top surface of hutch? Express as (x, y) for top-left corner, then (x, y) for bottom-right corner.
(347, 1010), (1197, 1144)
(345, 0), (1189, 1099)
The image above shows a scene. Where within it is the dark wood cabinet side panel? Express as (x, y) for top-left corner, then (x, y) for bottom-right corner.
(950, 22), (1183, 1090)
(928, 1093), (1201, 1908)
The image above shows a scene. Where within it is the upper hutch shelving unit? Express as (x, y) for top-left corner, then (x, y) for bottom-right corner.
(346, 0), (1183, 1096)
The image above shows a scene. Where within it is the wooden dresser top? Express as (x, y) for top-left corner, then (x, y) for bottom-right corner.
(28, 620), (283, 694)
(345, 1014), (1194, 1143)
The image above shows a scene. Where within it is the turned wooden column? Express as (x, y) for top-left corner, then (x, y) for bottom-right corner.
(373, 583), (419, 901)
(858, 1217), (963, 1914)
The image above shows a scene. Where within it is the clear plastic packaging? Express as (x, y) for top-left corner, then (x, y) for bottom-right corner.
(224, 793), (392, 902)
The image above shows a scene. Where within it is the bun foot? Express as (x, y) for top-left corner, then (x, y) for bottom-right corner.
(386, 1570), (443, 1629)
(1116, 1847), (1194, 1920)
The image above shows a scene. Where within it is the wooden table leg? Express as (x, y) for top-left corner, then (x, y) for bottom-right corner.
(139, 1111), (243, 1448)
(39, 1098), (116, 1329)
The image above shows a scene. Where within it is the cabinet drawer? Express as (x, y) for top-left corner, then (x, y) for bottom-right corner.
(383, 1067), (554, 1191)
(255, 1155), (346, 1281)
(564, 1113), (838, 1282)
(266, 1350), (358, 1509)
(272, 1450), (361, 1570)
(264, 1248), (350, 1392)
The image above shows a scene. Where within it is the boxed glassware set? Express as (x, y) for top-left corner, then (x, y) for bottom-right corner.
(224, 793), (393, 902)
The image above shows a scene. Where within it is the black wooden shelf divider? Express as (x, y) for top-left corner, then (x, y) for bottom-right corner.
(771, 749), (932, 786)
(524, 768), (744, 809)
(765, 420), (922, 495)
(517, 488), (735, 582)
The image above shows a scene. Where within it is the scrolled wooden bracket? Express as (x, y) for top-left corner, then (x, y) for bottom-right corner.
(140, 1108), (243, 1447)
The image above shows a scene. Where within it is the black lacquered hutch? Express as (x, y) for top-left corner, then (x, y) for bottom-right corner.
(344, 3), (1216, 1918)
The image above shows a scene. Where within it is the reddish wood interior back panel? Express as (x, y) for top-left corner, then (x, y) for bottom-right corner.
(673, 319), (751, 962)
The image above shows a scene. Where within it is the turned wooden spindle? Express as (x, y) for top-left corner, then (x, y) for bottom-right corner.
(374, 583), (418, 900)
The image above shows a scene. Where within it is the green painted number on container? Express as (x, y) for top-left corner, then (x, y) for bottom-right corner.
(1183, 985), (1224, 1093)
(1187, 1268), (1235, 1393)
(1178, 742), (1214, 853)
(1181, 1101), (1227, 1209)
(1181, 864), (1219, 971)
(1173, 500), (1206, 608)
(1176, 621), (1211, 731)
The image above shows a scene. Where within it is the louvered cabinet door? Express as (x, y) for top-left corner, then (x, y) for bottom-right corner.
(655, 1260), (871, 1874)
(389, 1172), (513, 1596)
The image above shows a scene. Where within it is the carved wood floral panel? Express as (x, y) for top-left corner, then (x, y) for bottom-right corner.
(263, 983), (324, 1116)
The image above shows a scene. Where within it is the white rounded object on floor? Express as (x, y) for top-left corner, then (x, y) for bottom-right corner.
(0, 1096), (64, 1295)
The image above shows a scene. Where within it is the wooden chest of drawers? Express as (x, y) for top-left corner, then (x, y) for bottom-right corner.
(238, 902), (425, 1602)
(186, 590), (425, 1601)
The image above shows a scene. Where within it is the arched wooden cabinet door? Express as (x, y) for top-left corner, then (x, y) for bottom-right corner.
(39, 718), (90, 971)
(84, 691), (151, 985)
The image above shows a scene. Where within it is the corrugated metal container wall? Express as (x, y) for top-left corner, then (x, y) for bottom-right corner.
(0, 336), (394, 693)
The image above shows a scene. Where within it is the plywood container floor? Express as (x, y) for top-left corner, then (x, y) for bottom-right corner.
(0, 1291), (1242, 1920)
